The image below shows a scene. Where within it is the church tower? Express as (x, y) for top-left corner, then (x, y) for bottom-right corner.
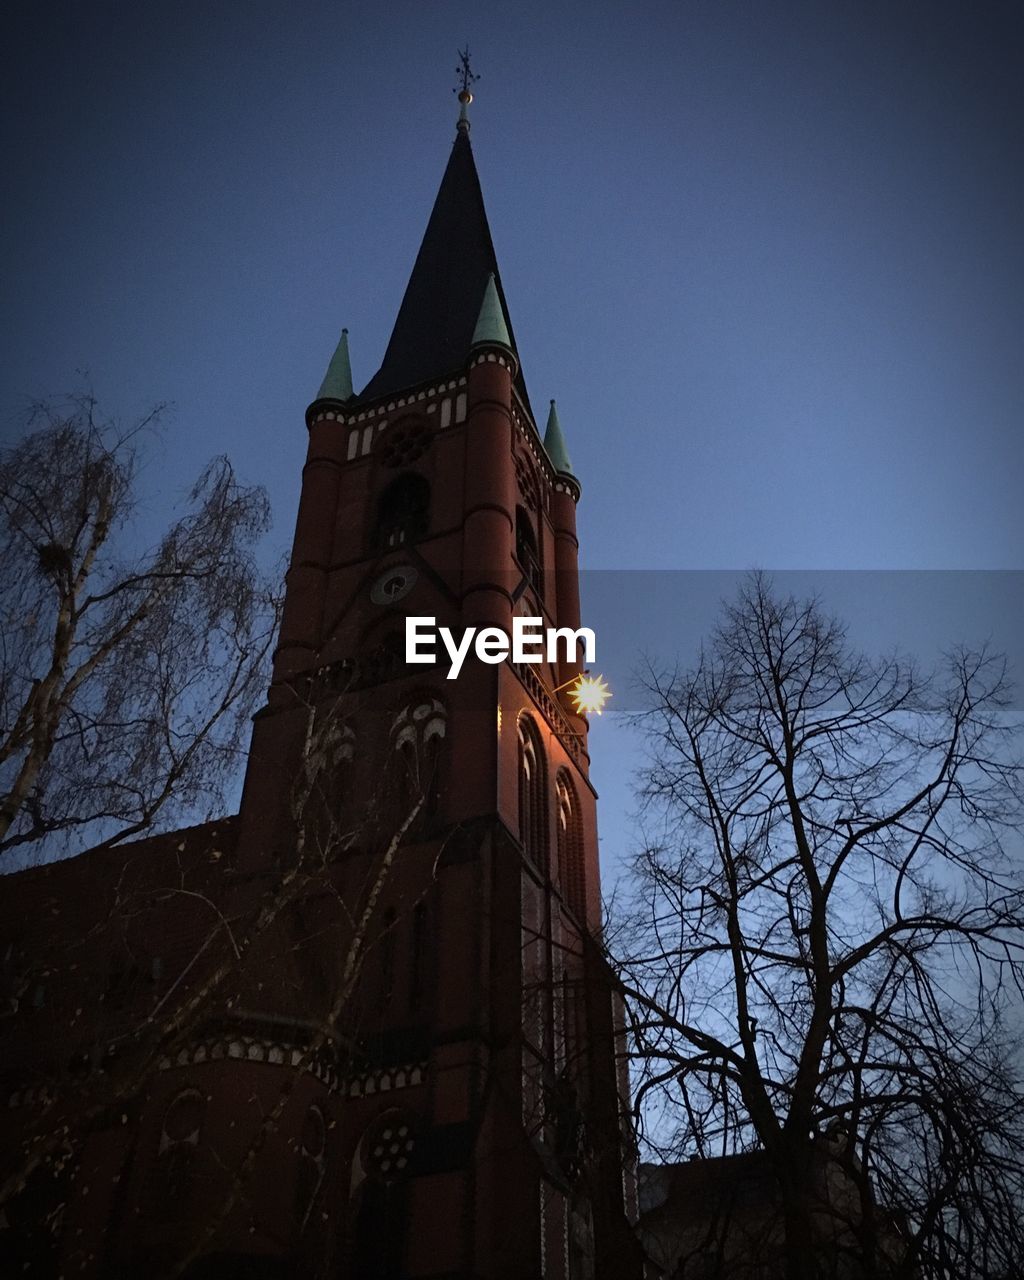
(234, 85), (643, 1279)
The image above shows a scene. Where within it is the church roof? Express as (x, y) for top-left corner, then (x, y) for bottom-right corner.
(357, 129), (531, 412)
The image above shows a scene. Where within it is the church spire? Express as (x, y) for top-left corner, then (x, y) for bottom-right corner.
(357, 65), (531, 412)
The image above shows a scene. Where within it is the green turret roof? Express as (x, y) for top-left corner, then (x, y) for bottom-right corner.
(316, 328), (353, 401)
(471, 273), (512, 348)
(543, 399), (575, 477)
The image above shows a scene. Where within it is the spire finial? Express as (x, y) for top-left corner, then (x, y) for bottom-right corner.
(454, 46), (479, 134)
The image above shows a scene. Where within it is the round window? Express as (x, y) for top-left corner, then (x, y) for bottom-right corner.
(379, 420), (432, 468)
(370, 565), (418, 605)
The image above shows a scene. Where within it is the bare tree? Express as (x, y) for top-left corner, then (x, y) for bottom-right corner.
(613, 573), (1024, 1279)
(0, 392), (278, 863)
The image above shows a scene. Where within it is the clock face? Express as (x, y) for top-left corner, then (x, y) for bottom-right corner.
(370, 565), (418, 605)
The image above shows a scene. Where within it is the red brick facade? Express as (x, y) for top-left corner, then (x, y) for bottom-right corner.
(1, 123), (643, 1279)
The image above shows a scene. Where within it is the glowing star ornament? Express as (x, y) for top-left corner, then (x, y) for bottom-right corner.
(570, 674), (612, 717)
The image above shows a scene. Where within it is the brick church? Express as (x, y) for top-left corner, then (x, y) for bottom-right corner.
(0, 86), (646, 1279)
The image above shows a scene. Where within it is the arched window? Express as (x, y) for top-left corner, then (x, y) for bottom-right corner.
(306, 711), (355, 825)
(518, 716), (548, 872)
(350, 1112), (417, 1279)
(359, 632), (406, 688)
(515, 505), (542, 595)
(374, 473), (430, 550)
(556, 773), (586, 921)
(148, 1088), (205, 1215)
(391, 698), (447, 815)
(514, 452), (540, 512)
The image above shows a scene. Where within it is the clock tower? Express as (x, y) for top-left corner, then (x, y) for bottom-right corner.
(232, 87), (643, 1279)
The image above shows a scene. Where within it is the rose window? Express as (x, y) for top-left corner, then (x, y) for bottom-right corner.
(379, 421), (432, 468)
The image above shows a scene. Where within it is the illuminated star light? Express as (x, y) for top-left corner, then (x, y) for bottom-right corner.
(571, 673), (612, 716)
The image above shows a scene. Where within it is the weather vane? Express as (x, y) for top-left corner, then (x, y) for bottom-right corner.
(454, 46), (480, 100)
(454, 46), (479, 131)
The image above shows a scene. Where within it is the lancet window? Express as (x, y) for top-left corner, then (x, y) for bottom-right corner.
(374, 472), (430, 549)
(149, 1088), (205, 1214)
(515, 505), (542, 595)
(391, 697), (447, 814)
(518, 715), (548, 872)
(556, 772), (586, 921)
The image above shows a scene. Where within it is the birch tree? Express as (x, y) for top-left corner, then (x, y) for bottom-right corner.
(0, 393), (277, 863)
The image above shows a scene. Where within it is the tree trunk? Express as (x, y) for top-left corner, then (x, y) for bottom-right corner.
(779, 1144), (819, 1280)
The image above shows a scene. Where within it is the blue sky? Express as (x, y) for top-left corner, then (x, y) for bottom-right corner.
(2, 2), (1021, 865)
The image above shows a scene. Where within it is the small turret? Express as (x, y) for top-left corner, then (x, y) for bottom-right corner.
(471, 273), (513, 350)
(315, 327), (353, 402)
(543, 398), (577, 481)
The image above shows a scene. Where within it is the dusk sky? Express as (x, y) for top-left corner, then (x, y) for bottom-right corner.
(3, 2), (1021, 869)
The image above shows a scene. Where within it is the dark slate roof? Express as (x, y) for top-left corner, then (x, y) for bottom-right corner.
(357, 129), (532, 414)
